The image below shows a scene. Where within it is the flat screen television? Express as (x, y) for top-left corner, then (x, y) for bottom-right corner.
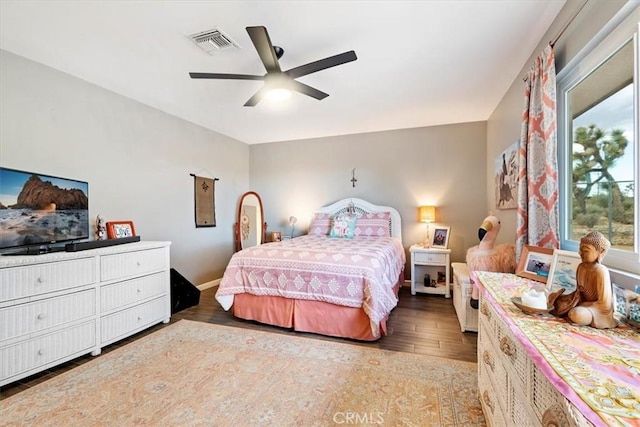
(0, 167), (89, 252)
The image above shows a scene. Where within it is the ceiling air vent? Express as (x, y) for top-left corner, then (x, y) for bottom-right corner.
(189, 27), (240, 55)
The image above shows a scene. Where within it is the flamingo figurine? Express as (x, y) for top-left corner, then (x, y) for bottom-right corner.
(466, 214), (516, 308)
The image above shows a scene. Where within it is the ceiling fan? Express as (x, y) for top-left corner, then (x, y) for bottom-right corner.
(189, 26), (357, 106)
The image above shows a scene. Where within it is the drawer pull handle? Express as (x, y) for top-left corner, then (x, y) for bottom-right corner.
(482, 350), (494, 371)
(137, 288), (142, 293)
(37, 349), (44, 356)
(37, 313), (46, 320)
(500, 336), (515, 357)
(480, 303), (491, 319)
(136, 261), (142, 267)
(36, 277), (45, 284)
(542, 406), (567, 427)
(482, 390), (494, 413)
(137, 316), (143, 321)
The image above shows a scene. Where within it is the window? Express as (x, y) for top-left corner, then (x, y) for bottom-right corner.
(557, 5), (639, 280)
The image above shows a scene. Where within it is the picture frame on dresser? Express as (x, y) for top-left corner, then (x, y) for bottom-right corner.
(546, 249), (581, 293)
(431, 226), (450, 248)
(515, 245), (554, 283)
(106, 221), (136, 239)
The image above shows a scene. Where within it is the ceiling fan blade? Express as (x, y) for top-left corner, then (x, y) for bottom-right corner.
(189, 72), (264, 80)
(290, 80), (329, 100)
(285, 51), (357, 79)
(244, 87), (268, 107)
(246, 26), (281, 74)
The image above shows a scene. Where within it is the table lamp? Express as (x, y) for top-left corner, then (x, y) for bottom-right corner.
(418, 205), (436, 247)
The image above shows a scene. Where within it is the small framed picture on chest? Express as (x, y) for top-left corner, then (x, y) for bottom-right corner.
(106, 221), (136, 239)
(546, 249), (581, 293)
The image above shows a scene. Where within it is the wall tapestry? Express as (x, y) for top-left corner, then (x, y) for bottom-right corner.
(192, 174), (217, 227)
(495, 140), (519, 209)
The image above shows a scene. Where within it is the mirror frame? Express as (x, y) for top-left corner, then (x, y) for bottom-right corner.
(235, 191), (267, 252)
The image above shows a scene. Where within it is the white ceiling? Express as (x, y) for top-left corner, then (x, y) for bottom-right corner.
(0, 1), (565, 145)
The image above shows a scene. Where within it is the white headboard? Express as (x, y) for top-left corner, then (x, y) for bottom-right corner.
(314, 198), (402, 244)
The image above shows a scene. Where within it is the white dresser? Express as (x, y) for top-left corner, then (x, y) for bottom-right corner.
(0, 241), (171, 387)
(477, 293), (588, 426)
(475, 271), (640, 427)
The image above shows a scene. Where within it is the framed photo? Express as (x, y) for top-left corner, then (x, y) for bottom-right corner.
(495, 140), (519, 209)
(271, 231), (282, 242)
(547, 249), (581, 293)
(106, 221), (136, 239)
(516, 245), (554, 283)
(431, 226), (450, 248)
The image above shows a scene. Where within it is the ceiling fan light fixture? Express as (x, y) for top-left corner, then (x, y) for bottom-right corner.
(264, 73), (292, 102)
(189, 26), (357, 106)
(265, 88), (291, 102)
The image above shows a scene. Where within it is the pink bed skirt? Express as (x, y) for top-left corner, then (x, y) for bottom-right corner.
(232, 274), (403, 341)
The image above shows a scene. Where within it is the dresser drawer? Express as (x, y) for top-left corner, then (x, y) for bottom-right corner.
(478, 323), (509, 414)
(0, 289), (95, 343)
(0, 320), (95, 381)
(100, 248), (167, 282)
(413, 252), (446, 264)
(508, 373), (537, 427)
(478, 363), (508, 427)
(100, 272), (166, 312)
(531, 363), (589, 426)
(0, 258), (95, 302)
(100, 296), (167, 344)
(492, 310), (530, 390)
(479, 298), (530, 391)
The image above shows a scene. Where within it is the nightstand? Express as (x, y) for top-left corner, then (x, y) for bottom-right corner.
(410, 245), (451, 297)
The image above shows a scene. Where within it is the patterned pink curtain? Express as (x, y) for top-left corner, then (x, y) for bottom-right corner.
(516, 44), (559, 260)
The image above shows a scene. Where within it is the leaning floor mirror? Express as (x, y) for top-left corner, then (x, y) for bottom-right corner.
(235, 191), (266, 252)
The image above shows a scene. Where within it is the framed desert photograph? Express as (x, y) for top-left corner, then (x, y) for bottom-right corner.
(547, 249), (581, 293)
(431, 226), (450, 248)
(516, 245), (554, 283)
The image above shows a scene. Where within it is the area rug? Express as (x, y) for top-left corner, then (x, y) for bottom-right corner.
(1, 320), (485, 426)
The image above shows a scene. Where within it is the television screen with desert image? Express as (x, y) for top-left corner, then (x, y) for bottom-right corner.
(0, 167), (89, 251)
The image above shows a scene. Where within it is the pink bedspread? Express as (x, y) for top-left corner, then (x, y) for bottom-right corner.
(216, 235), (406, 335)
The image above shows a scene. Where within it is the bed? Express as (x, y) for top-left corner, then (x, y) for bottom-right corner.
(216, 198), (405, 341)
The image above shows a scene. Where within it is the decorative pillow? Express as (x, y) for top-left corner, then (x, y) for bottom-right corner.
(308, 213), (332, 236)
(613, 283), (640, 329)
(329, 213), (357, 239)
(353, 212), (391, 237)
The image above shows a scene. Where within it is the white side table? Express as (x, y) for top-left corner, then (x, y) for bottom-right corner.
(410, 245), (451, 298)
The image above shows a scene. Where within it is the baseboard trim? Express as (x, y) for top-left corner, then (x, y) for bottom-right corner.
(197, 278), (221, 291)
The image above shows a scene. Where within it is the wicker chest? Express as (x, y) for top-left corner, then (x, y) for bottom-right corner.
(451, 262), (478, 332)
(476, 271), (639, 427)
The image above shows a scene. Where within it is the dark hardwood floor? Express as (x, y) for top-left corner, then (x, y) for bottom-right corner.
(1, 285), (477, 400)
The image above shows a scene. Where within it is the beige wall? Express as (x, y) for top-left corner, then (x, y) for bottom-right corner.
(486, 0), (628, 244)
(250, 121), (488, 272)
(0, 50), (249, 285)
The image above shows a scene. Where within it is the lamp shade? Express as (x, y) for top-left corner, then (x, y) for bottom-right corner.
(418, 205), (436, 223)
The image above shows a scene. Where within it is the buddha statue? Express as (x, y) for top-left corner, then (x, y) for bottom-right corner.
(566, 231), (617, 329)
